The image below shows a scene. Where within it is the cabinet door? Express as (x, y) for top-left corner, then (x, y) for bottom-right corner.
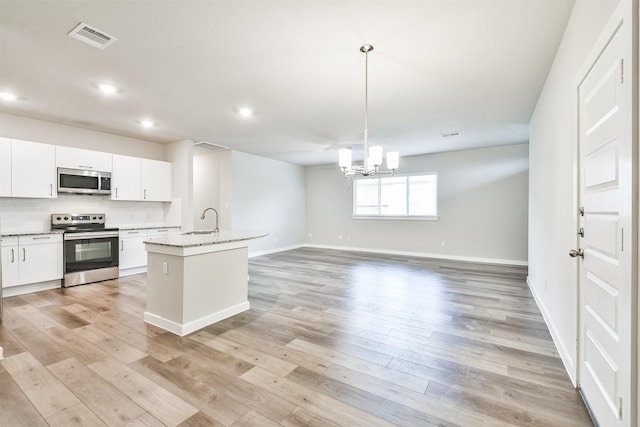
(11, 139), (56, 198)
(1, 245), (20, 287)
(119, 231), (147, 269)
(19, 240), (63, 285)
(56, 146), (112, 172)
(0, 137), (11, 197)
(141, 159), (172, 202)
(112, 154), (141, 200)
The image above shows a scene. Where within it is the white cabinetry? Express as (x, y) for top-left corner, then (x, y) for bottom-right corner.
(112, 154), (141, 200)
(56, 146), (112, 172)
(112, 156), (171, 202)
(0, 137), (11, 197)
(11, 139), (56, 198)
(141, 159), (172, 202)
(119, 228), (178, 275)
(1, 237), (19, 287)
(1, 234), (63, 288)
(119, 230), (147, 270)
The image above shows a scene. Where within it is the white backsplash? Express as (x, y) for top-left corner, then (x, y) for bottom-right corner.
(0, 195), (177, 234)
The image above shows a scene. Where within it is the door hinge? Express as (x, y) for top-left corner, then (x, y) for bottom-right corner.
(620, 58), (624, 84)
(579, 206), (585, 216)
(618, 396), (623, 419)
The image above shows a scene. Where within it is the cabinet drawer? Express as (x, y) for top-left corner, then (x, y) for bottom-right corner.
(19, 234), (63, 245)
(147, 228), (175, 237)
(1, 236), (18, 247)
(120, 230), (145, 237)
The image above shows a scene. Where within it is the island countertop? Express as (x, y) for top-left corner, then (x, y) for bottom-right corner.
(144, 229), (267, 248)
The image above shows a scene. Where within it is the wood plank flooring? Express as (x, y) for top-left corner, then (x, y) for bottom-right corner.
(0, 247), (593, 426)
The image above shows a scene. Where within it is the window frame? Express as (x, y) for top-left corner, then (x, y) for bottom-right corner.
(352, 173), (439, 220)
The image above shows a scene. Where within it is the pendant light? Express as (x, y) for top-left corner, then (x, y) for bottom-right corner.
(339, 44), (399, 177)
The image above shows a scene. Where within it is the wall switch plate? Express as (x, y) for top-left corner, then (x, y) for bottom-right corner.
(162, 262), (168, 274)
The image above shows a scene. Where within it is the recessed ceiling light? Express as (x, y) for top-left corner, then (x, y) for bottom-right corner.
(0, 92), (17, 101)
(238, 107), (252, 117)
(99, 84), (117, 94)
(140, 119), (155, 128)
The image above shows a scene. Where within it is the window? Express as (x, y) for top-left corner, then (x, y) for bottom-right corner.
(353, 174), (438, 218)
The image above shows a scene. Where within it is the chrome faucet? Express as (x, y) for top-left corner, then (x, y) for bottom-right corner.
(200, 207), (219, 232)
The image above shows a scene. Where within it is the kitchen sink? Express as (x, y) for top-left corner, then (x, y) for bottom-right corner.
(181, 230), (216, 235)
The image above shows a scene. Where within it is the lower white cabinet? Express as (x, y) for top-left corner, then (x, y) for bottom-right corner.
(119, 230), (147, 270)
(119, 228), (178, 272)
(1, 234), (63, 288)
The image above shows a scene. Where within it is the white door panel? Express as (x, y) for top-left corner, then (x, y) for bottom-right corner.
(576, 5), (634, 427)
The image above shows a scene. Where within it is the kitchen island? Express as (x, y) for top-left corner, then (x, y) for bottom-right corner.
(143, 230), (267, 336)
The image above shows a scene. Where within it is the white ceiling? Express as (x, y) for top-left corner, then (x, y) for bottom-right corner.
(0, 0), (574, 166)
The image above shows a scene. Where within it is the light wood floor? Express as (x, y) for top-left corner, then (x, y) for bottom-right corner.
(0, 248), (593, 426)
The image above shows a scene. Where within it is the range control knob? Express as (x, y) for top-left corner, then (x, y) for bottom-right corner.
(56, 216), (62, 220)
(64, 216), (69, 220)
(92, 216), (97, 220)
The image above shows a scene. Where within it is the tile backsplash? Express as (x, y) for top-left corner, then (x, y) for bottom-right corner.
(0, 195), (176, 233)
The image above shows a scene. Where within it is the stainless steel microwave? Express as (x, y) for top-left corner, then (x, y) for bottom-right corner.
(57, 167), (112, 195)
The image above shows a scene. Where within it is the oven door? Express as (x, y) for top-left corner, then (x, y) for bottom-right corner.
(64, 232), (119, 274)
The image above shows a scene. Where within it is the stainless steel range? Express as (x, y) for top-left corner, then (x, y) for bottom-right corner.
(51, 214), (119, 287)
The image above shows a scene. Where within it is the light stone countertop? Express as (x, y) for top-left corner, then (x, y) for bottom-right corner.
(143, 229), (268, 248)
(1, 230), (65, 237)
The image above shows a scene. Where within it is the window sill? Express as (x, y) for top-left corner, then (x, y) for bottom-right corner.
(352, 215), (439, 221)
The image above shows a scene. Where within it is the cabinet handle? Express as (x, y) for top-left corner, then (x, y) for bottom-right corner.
(144, 189), (147, 200)
(22, 247), (26, 261)
(11, 248), (14, 263)
(120, 240), (124, 251)
(33, 236), (51, 240)
(78, 165), (93, 169)
(115, 188), (118, 198)
(50, 183), (53, 196)
(157, 229), (168, 233)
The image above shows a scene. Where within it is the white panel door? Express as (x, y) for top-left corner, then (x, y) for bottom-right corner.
(576, 8), (634, 427)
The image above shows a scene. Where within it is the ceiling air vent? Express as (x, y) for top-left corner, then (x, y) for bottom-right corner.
(440, 131), (461, 138)
(193, 141), (229, 152)
(67, 22), (117, 49)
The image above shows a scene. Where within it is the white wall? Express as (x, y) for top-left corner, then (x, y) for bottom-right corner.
(0, 112), (164, 159)
(192, 149), (231, 231)
(528, 0), (619, 383)
(0, 113), (173, 233)
(164, 140), (194, 231)
(306, 144), (529, 264)
(230, 151), (306, 254)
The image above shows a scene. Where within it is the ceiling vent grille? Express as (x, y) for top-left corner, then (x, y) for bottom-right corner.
(67, 22), (117, 49)
(193, 141), (229, 152)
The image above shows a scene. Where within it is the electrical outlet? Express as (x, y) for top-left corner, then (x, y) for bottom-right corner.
(441, 241), (446, 247)
(339, 235), (343, 240)
(162, 262), (168, 275)
(308, 233), (312, 238)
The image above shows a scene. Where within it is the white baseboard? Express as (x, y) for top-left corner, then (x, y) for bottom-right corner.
(2, 280), (61, 297)
(119, 266), (147, 277)
(302, 243), (528, 267)
(249, 244), (304, 258)
(526, 276), (576, 386)
(144, 301), (250, 336)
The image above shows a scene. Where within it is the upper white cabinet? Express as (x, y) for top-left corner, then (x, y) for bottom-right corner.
(56, 146), (112, 172)
(0, 137), (11, 197)
(11, 139), (56, 198)
(141, 159), (172, 202)
(112, 155), (171, 202)
(112, 154), (141, 200)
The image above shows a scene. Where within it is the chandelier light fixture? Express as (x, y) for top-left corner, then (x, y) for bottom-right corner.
(339, 44), (399, 177)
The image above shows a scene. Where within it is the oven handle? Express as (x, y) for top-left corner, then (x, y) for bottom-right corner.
(64, 231), (119, 240)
